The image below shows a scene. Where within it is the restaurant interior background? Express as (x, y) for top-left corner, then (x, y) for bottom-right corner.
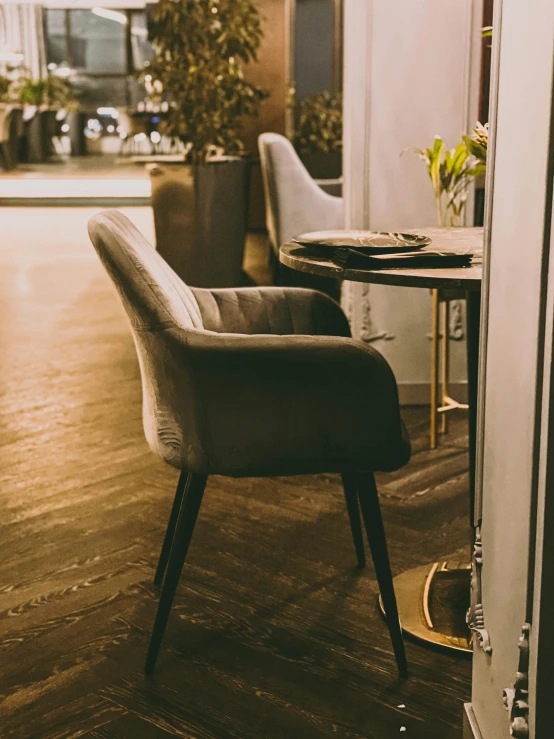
(2, 1), (554, 739)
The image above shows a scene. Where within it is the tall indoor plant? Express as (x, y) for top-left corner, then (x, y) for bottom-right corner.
(293, 91), (343, 179)
(13, 72), (76, 163)
(145, 0), (268, 287)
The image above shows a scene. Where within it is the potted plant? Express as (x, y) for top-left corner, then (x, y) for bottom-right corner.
(464, 122), (488, 165)
(0, 75), (12, 101)
(13, 73), (76, 162)
(293, 91), (342, 180)
(145, 0), (268, 287)
(411, 134), (485, 227)
(13, 76), (46, 163)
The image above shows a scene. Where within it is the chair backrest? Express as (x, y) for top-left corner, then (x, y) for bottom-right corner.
(258, 132), (344, 252)
(88, 209), (204, 333)
(88, 210), (208, 469)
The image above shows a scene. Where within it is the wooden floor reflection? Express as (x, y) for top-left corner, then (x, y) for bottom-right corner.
(0, 208), (470, 738)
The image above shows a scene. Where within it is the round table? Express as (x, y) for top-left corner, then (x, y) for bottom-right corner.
(280, 227), (483, 654)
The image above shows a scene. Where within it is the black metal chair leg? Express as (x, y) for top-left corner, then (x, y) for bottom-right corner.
(154, 471), (189, 585)
(341, 471), (366, 568)
(145, 473), (208, 675)
(357, 471), (408, 678)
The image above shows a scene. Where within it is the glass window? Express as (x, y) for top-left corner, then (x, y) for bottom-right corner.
(72, 75), (129, 108)
(42, 8), (151, 109)
(130, 12), (153, 72)
(44, 9), (68, 66)
(69, 10), (127, 75)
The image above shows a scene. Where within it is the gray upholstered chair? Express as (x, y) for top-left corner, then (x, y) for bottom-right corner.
(258, 133), (344, 295)
(258, 132), (344, 254)
(88, 210), (411, 677)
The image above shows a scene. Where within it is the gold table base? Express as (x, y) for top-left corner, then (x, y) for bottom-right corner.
(380, 561), (472, 654)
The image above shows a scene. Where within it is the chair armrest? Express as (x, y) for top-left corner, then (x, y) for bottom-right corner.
(158, 327), (408, 476)
(192, 286), (351, 338)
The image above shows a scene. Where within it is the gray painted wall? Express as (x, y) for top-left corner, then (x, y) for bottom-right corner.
(342, 0), (482, 403)
(294, 0), (334, 99)
(469, 2), (554, 738)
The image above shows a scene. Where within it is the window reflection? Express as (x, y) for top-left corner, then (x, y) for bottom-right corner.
(70, 10), (127, 75)
(43, 8), (153, 108)
(130, 13), (153, 72)
(44, 9), (67, 66)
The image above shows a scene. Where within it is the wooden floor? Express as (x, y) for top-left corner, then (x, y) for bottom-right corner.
(0, 208), (471, 739)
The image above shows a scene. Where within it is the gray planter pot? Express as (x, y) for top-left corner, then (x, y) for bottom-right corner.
(66, 111), (87, 156)
(148, 158), (251, 288)
(24, 111), (47, 163)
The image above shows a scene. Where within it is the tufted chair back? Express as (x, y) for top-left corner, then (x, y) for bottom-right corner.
(89, 210), (216, 472)
(89, 209), (408, 480)
(89, 209), (204, 333)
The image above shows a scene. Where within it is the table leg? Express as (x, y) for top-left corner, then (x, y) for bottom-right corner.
(380, 289), (482, 654)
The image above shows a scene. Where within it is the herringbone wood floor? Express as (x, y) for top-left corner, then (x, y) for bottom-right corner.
(0, 208), (471, 739)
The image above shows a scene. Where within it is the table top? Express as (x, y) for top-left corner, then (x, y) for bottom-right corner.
(280, 227), (483, 291)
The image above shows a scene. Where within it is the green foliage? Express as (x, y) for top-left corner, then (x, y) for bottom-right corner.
(44, 75), (77, 110)
(411, 135), (485, 226)
(12, 73), (77, 109)
(0, 75), (12, 102)
(293, 91), (342, 155)
(16, 77), (45, 106)
(147, 0), (268, 162)
(463, 122), (488, 165)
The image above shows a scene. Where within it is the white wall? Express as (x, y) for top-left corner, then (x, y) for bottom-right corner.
(0, 3), (45, 77)
(343, 0), (483, 404)
(467, 1), (554, 738)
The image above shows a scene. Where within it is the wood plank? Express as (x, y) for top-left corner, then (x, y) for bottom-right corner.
(0, 208), (470, 738)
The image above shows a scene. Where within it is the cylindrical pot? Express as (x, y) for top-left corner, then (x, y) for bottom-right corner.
(41, 110), (60, 157)
(0, 107), (18, 170)
(66, 111), (87, 156)
(148, 158), (251, 288)
(24, 109), (47, 163)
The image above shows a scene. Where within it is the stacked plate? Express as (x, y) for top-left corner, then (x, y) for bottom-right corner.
(293, 230), (432, 252)
(292, 230), (472, 269)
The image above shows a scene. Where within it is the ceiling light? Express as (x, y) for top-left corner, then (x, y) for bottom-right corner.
(97, 107), (120, 119)
(91, 7), (127, 25)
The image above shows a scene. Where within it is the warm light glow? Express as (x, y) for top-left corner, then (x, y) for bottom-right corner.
(0, 51), (24, 63)
(91, 7), (128, 25)
(97, 107), (119, 119)
(0, 178), (150, 200)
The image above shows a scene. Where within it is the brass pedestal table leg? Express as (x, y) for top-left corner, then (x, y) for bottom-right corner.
(430, 290), (470, 450)
(381, 290), (481, 655)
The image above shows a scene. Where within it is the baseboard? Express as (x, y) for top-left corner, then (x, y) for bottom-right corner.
(397, 381), (468, 406)
(463, 704), (484, 739)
